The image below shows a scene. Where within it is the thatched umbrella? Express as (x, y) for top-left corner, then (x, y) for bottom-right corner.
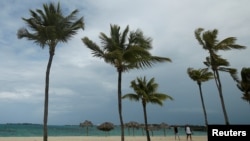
(160, 122), (169, 136)
(139, 124), (145, 135)
(147, 124), (161, 136)
(97, 122), (114, 136)
(80, 120), (93, 136)
(126, 121), (139, 136)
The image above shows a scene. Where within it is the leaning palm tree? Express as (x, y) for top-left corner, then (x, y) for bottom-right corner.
(231, 67), (250, 103)
(194, 28), (246, 125)
(122, 76), (173, 141)
(17, 2), (84, 141)
(187, 68), (213, 128)
(82, 24), (171, 141)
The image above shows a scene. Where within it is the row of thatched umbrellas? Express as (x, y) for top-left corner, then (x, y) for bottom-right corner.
(80, 120), (114, 136)
(80, 120), (170, 136)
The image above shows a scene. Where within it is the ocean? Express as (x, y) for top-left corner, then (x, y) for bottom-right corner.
(0, 124), (207, 137)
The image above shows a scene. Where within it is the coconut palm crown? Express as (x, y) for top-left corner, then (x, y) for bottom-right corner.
(83, 24), (171, 72)
(187, 68), (214, 85)
(18, 2), (84, 50)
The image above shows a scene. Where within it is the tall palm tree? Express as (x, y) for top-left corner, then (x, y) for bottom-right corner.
(187, 68), (213, 128)
(17, 2), (84, 141)
(231, 67), (250, 103)
(82, 24), (171, 141)
(194, 28), (246, 125)
(122, 76), (173, 141)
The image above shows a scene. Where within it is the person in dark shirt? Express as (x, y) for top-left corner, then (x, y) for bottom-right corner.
(174, 125), (180, 140)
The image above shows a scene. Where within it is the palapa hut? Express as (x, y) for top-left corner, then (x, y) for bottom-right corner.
(160, 122), (169, 136)
(80, 120), (93, 136)
(97, 122), (114, 136)
(125, 121), (140, 136)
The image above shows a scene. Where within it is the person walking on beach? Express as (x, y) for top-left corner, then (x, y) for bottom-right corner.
(185, 124), (192, 141)
(174, 125), (180, 140)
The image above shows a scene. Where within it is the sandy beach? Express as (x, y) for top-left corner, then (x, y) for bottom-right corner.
(0, 136), (207, 141)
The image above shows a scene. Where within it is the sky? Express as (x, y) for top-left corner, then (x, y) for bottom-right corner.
(0, 0), (250, 126)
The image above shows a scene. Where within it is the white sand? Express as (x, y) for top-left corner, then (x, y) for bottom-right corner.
(0, 135), (207, 141)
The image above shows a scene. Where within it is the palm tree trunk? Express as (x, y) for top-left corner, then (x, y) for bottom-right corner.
(143, 102), (151, 141)
(118, 70), (125, 141)
(198, 84), (208, 128)
(214, 70), (230, 125)
(43, 53), (54, 141)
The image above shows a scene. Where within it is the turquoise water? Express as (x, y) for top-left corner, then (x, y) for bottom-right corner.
(0, 124), (206, 137)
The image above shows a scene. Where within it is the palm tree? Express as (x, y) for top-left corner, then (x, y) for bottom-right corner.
(82, 24), (171, 141)
(194, 28), (246, 125)
(122, 76), (173, 141)
(231, 67), (250, 103)
(17, 2), (84, 141)
(187, 68), (213, 128)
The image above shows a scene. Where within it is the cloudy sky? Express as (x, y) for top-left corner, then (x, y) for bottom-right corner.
(0, 0), (249, 126)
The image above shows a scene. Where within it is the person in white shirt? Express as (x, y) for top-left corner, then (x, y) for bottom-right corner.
(185, 124), (192, 141)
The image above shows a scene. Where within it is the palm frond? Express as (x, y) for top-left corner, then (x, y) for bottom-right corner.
(215, 37), (246, 50)
(122, 93), (140, 101)
(241, 67), (250, 82)
(120, 25), (129, 47)
(242, 93), (250, 103)
(205, 55), (230, 68)
(194, 28), (205, 47)
(82, 37), (104, 58)
(134, 55), (171, 70)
